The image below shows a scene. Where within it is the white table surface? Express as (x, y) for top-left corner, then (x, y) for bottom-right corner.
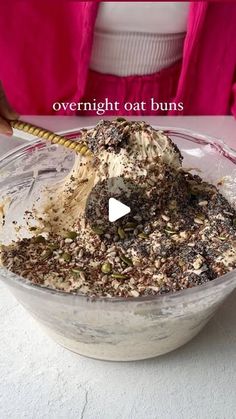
(0, 116), (236, 419)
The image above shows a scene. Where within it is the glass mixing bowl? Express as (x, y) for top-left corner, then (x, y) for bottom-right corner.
(0, 127), (235, 361)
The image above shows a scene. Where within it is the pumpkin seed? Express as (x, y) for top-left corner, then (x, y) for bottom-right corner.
(92, 226), (104, 235)
(41, 249), (53, 260)
(117, 227), (126, 239)
(48, 243), (59, 250)
(196, 213), (205, 220)
(164, 229), (176, 235)
(120, 254), (133, 266)
(111, 273), (127, 279)
(138, 232), (148, 239)
(62, 252), (72, 262)
(125, 222), (136, 229)
(34, 235), (46, 244)
(65, 231), (77, 240)
(72, 268), (83, 275)
(101, 262), (112, 274)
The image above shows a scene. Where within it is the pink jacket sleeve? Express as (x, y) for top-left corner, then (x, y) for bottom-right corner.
(231, 77), (236, 117)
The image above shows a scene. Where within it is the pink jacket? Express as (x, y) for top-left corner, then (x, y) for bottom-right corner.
(0, 1), (236, 116)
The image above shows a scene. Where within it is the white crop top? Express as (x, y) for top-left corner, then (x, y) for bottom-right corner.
(90, 2), (190, 76)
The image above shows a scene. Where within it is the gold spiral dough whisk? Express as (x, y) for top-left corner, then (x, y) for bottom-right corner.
(10, 120), (92, 156)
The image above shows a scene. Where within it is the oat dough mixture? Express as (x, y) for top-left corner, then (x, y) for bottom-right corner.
(1, 119), (236, 297)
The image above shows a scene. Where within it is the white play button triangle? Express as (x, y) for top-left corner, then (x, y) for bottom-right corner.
(108, 198), (130, 222)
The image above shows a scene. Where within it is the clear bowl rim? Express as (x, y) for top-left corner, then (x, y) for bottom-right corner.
(0, 125), (236, 304)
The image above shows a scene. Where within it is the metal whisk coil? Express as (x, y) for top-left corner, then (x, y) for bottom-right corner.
(10, 120), (92, 156)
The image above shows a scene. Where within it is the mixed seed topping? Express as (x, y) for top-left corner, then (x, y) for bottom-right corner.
(1, 119), (236, 298)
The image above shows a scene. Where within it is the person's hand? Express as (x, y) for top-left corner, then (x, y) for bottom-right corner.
(0, 81), (19, 136)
